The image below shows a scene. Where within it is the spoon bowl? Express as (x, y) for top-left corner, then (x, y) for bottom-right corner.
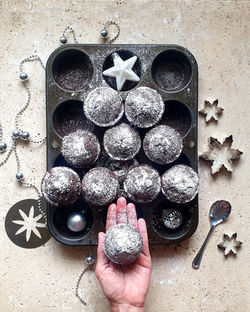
(192, 200), (231, 269)
(210, 200), (232, 226)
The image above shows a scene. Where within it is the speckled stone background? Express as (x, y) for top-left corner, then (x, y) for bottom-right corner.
(0, 0), (249, 311)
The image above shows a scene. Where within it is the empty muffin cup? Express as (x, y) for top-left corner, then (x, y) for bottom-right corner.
(160, 100), (192, 137)
(52, 48), (93, 91)
(152, 49), (192, 92)
(53, 99), (95, 138)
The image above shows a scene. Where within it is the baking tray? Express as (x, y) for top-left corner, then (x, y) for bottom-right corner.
(45, 44), (198, 246)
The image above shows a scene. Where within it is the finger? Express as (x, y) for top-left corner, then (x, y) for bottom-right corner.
(117, 197), (127, 224)
(127, 203), (137, 228)
(137, 218), (150, 257)
(106, 203), (117, 231)
(96, 232), (109, 275)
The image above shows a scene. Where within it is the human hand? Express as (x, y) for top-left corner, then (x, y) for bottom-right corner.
(95, 197), (152, 312)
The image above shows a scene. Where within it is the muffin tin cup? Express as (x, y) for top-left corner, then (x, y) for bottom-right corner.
(46, 44), (198, 246)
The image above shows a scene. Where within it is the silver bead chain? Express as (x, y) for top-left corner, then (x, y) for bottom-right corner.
(60, 26), (78, 44)
(0, 123), (3, 141)
(75, 253), (95, 305)
(0, 55), (47, 222)
(101, 21), (120, 44)
(1, 24), (120, 307)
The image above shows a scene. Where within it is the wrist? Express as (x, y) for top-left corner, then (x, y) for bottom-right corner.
(110, 303), (144, 312)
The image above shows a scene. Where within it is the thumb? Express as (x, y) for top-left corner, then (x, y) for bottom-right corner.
(95, 232), (109, 279)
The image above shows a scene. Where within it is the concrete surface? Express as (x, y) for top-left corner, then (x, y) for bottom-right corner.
(0, 0), (249, 311)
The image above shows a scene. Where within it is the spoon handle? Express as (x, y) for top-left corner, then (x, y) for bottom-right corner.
(192, 225), (215, 269)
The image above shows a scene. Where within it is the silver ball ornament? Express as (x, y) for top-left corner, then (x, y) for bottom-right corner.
(100, 29), (108, 38)
(12, 130), (20, 139)
(16, 172), (24, 181)
(19, 72), (28, 81)
(67, 213), (86, 232)
(162, 208), (183, 229)
(0, 142), (7, 153)
(20, 131), (30, 141)
(60, 36), (67, 44)
(85, 255), (95, 265)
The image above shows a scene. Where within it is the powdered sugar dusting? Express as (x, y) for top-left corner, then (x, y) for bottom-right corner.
(162, 164), (199, 203)
(103, 224), (143, 264)
(82, 167), (119, 206)
(104, 123), (141, 161)
(84, 87), (124, 127)
(143, 125), (183, 164)
(124, 164), (161, 203)
(125, 87), (165, 128)
(41, 166), (81, 207)
(61, 130), (100, 167)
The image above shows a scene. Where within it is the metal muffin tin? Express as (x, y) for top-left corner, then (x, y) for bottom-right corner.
(46, 44), (198, 246)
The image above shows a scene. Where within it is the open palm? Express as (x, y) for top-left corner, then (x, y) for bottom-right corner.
(95, 197), (152, 310)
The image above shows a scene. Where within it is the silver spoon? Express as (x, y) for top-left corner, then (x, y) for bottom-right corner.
(192, 200), (231, 269)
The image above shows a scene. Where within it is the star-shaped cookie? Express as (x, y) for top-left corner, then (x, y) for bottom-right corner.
(199, 99), (223, 122)
(103, 53), (140, 91)
(200, 135), (243, 174)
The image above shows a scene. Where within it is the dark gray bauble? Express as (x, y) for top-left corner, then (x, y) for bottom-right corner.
(85, 255), (95, 265)
(12, 130), (20, 138)
(16, 172), (24, 181)
(0, 141), (7, 152)
(100, 29), (108, 38)
(19, 72), (28, 81)
(20, 131), (30, 141)
(103, 224), (143, 265)
(60, 36), (67, 44)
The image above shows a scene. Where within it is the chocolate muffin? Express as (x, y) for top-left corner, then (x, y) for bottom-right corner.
(82, 167), (119, 206)
(123, 164), (161, 203)
(161, 164), (199, 203)
(84, 87), (124, 127)
(103, 224), (143, 264)
(125, 87), (165, 128)
(104, 123), (141, 161)
(61, 130), (100, 168)
(41, 166), (81, 207)
(143, 125), (183, 165)
(96, 156), (139, 186)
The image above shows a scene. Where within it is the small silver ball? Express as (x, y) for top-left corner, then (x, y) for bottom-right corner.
(16, 172), (24, 181)
(0, 142), (7, 153)
(19, 72), (28, 81)
(60, 36), (67, 44)
(100, 29), (108, 38)
(67, 213), (86, 232)
(85, 255), (95, 265)
(162, 209), (183, 229)
(12, 130), (20, 139)
(20, 131), (30, 141)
